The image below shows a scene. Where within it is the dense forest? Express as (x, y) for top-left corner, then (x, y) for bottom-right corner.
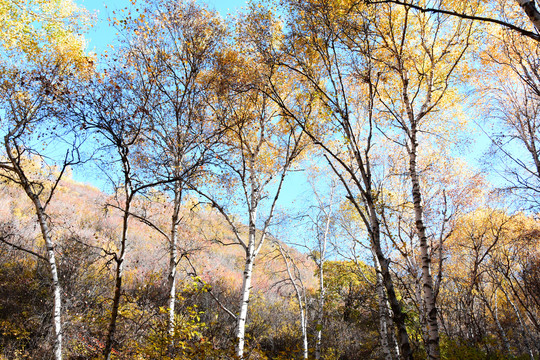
(1, 0), (540, 359)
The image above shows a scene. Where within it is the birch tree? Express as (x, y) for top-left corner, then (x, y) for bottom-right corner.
(365, 0), (540, 42)
(309, 180), (336, 360)
(248, 1), (414, 357)
(274, 242), (309, 360)
(479, 17), (540, 210)
(116, 0), (225, 342)
(297, 172), (339, 360)
(0, 60), (90, 360)
(210, 106), (303, 358)
(196, 42), (306, 357)
(78, 68), (173, 360)
(0, 3), (91, 358)
(0, 0), (90, 63)
(366, 3), (474, 357)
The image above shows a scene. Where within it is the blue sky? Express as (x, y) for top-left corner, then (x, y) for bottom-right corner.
(74, 0), (490, 228)
(75, 0), (312, 214)
(81, 0), (247, 56)
(70, 0), (493, 251)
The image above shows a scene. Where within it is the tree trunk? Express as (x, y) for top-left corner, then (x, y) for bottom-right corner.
(300, 307), (308, 360)
(294, 284), (308, 360)
(278, 243), (309, 359)
(389, 308), (401, 359)
(236, 189), (259, 359)
(502, 286), (535, 359)
(481, 291), (511, 355)
(337, 133), (412, 358)
(338, 105), (412, 358)
(167, 221), (178, 338)
(315, 261), (324, 360)
(167, 186), (182, 340)
(7, 136), (64, 360)
(104, 200), (130, 360)
(374, 254), (396, 360)
(34, 198), (63, 360)
(516, 0), (540, 32)
(236, 241), (255, 359)
(370, 211), (413, 360)
(315, 189), (332, 360)
(408, 129), (440, 360)
(378, 276), (392, 360)
(296, 281), (308, 360)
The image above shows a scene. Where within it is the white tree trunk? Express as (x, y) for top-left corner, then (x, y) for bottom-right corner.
(315, 263), (324, 360)
(34, 200), (62, 360)
(235, 244), (255, 359)
(167, 221), (178, 338)
(278, 243), (309, 359)
(236, 191), (258, 359)
(167, 186), (182, 340)
(408, 128), (440, 360)
(7, 140), (64, 360)
(375, 256), (393, 360)
(300, 308), (308, 360)
(314, 187), (332, 360)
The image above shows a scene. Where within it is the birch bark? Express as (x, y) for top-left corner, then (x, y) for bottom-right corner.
(4, 140), (64, 360)
(167, 184), (182, 339)
(276, 243), (308, 360)
(374, 254), (399, 360)
(311, 181), (334, 360)
(235, 224), (257, 358)
(32, 194), (63, 360)
(167, 219), (178, 337)
(370, 215), (413, 360)
(407, 127), (440, 360)
(315, 262), (324, 360)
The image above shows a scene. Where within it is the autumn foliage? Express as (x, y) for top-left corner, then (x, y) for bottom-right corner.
(2, 0), (540, 359)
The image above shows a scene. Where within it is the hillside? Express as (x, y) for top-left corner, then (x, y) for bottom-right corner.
(7, 0), (540, 358)
(1, 175), (369, 359)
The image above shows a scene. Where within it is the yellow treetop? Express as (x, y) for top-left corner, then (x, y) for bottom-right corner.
(0, 0), (92, 66)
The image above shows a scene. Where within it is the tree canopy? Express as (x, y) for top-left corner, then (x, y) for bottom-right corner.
(1, 0), (540, 359)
